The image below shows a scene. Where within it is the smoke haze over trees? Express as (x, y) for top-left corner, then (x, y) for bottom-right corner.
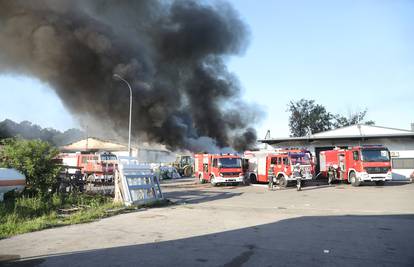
(0, 0), (260, 152)
(288, 99), (375, 137)
(0, 119), (84, 146)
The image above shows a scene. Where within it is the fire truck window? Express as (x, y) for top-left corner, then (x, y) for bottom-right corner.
(101, 154), (117, 161)
(93, 156), (98, 161)
(353, 151), (359, 160)
(213, 159), (217, 167)
(82, 157), (88, 163)
(362, 149), (390, 162)
(181, 156), (190, 165)
(277, 158), (282, 165)
(271, 157), (277, 165)
(283, 157), (289, 165)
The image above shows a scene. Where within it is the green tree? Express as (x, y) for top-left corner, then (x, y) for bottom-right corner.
(0, 119), (85, 146)
(287, 99), (333, 137)
(333, 109), (375, 128)
(0, 138), (61, 197)
(288, 99), (374, 137)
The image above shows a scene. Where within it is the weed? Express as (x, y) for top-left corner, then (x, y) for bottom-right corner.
(0, 193), (122, 239)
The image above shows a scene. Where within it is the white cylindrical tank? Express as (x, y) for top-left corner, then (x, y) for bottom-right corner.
(0, 168), (26, 201)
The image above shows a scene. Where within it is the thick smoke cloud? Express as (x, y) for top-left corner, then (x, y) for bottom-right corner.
(0, 0), (260, 152)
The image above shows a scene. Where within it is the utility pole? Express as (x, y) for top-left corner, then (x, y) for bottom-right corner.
(113, 74), (133, 157)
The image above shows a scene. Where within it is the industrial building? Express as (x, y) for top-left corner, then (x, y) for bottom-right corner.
(60, 137), (175, 163)
(259, 124), (414, 180)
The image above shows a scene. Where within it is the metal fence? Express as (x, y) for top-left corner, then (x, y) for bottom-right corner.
(116, 157), (163, 206)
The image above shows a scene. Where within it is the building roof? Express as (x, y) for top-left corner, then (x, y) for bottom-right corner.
(313, 124), (413, 137)
(60, 137), (127, 152)
(259, 124), (414, 144)
(60, 137), (171, 153)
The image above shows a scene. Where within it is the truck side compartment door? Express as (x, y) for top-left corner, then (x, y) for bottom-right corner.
(352, 150), (360, 171)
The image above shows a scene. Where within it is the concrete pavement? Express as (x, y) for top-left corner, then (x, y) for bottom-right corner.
(1, 180), (413, 266)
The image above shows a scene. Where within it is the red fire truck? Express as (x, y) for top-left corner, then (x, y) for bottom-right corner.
(244, 149), (314, 187)
(319, 145), (392, 186)
(194, 154), (244, 186)
(59, 152), (118, 184)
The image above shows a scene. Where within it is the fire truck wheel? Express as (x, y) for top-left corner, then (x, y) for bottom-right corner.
(183, 166), (192, 177)
(210, 176), (217, 186)
(375, 181), (385, 186)
(249, 174), (257, 184)
(279, 175), (288, 188)
(349, 172), (361, 187)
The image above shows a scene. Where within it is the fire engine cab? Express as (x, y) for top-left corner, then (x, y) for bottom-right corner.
(244, 149), (314, 187)
(194, 154), (244, 186)
(319, 145), (392, 186)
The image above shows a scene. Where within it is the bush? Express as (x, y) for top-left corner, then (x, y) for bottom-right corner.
(0, 138), (61, 198)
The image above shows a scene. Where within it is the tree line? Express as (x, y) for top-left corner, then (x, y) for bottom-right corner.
(287, 99), (374, 137)
(0, 119), (84, 146)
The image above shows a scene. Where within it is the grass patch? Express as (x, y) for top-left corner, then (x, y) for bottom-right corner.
(0, 193), (124, 239)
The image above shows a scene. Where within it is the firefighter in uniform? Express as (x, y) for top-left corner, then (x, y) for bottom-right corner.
(293, 163), (302, 191)
(268, 165), (275, 190)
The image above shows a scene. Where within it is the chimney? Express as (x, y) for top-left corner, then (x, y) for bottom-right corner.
(411, 123), (414, 132)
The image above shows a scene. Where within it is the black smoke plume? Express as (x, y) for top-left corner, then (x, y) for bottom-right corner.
(0, 0), (260, 152)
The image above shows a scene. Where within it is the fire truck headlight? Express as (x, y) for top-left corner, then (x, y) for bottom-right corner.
(220, 173), (224, 177)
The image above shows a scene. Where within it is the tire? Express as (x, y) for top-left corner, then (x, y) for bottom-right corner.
(375, 181), (385, 186)
(210, 175), (217, 187)
(250, 174), (257, 184)
(184, 166), (193, 177)
(349, 172), (361, 187)
(279, 175), (288, 188)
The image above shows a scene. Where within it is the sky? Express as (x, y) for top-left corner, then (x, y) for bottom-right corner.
(1, 0), (413, 138)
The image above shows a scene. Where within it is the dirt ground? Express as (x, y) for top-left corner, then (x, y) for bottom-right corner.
(1, 179), (413, 267)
